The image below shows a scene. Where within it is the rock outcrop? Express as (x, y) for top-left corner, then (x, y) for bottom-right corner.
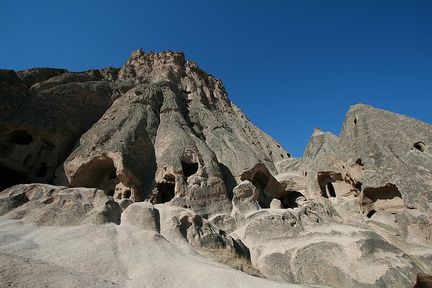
(0, 184), (121, 225)
(1, 51), (431, 288)
(0, 50), (289, 219)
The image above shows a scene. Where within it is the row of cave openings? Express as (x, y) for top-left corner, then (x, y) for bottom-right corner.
(0, 129), (55, 191)
(316, 169), (403, 219)
(1, 129), (408, 219)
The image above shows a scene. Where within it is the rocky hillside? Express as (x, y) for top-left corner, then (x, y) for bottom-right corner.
(0, 50), (431, 288)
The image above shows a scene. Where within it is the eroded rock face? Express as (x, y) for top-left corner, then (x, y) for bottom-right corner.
(0, 50), (289, 218)
(0, 69), (113, 191)
(0, 184), (121, 225)
(1, 51), (432, 288)
(267, 104), (432, 287)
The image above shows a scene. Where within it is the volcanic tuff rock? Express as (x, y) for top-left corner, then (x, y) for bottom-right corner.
(0, 50), (431, 288)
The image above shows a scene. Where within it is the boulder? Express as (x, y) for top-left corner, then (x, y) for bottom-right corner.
(121, 202), (159, 232)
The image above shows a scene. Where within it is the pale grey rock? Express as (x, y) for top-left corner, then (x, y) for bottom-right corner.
(0, 219), (309, 288)
(1, 51), (432, 288)
(121, 202), (159, 231)
(338, 104), (432, 210)
(231, 180), (259, 216)
(155, 204), (260, 276)
(0, 184), (121, 225)
(270, 198), (283, 209)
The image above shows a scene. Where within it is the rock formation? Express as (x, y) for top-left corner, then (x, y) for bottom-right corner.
(0, 50), (431, 288)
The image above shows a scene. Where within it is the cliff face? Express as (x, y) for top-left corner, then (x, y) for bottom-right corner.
(0, 51), (431, 288)
(0, 49), (288, 216)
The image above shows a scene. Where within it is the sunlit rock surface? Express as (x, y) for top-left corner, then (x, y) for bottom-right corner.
(0, 50), (431, 288)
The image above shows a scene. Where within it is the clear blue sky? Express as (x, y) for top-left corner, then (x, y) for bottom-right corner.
(1, 1), (431, 156)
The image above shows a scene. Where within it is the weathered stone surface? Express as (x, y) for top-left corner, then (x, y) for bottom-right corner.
(0, 184), (121, 225)
(231, 180), (259, 216)
(0, 219), (307, 288)
(16, 67), (68, 87)
(267, 104), (432, 287)
(156, 204), (261, 276)
(1, 51), (432, 288)
(121, 202), (159, 231)
(338, 104), (432, 210)
(1, 50), (289, 219)
(0, 72), (113, 191)
(270, 198), (283, 209)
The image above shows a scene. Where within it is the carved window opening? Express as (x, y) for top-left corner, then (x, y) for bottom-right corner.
(413, 142), (425, 152)
(366, 210), (376, 218)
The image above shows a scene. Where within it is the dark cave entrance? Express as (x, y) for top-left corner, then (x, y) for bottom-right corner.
(252, 171), (271, 208)
(8, 130), (33, 145)
(156, 182), (175, 203)
(366, 210), (376, 218)
(363, 183), (402, 202)
(0, 166), (29, 191)
(413, 142), (425, 152)
(361, 183), (403, 217)
(35, 162), (48, 178)
(282, 191), (306, 208)
(181, 160), (198, 178)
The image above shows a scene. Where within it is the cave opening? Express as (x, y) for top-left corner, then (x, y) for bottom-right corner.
(362, 183), (403, 216)
(0, 166), (28, 191)
(108, 168), (117, 180)
(282, 191), (306, 208)
(181, 160), (198, 178)
(252, 171), (271, 208)
(156, 182), (175, 203)
(35, 162), (47, 178)
(107, 189), (115, 197)
(363, 183), (402, 202)
(252, 171), (269, 191)
(9, 130), (33, 145)
(71, 157), (120, 196)
(366, 210), (376, 218)
(123, 190), (131, 199)
(413, 142), (425, 152)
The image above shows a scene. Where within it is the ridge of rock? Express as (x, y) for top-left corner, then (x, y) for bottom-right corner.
(1, 50), (431, 288)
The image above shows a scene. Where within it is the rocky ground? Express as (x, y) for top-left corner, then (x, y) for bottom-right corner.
(0, 50), (431, 288)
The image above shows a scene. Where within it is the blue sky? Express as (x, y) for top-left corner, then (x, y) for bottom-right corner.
(1, 0), (431, 156)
